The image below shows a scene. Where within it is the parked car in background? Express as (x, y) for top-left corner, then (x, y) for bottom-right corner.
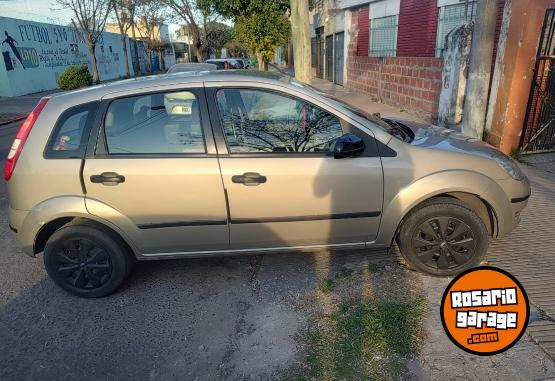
(5, 71), (530, 297)
(167, 63), (217, 73)
(240, 58), (251, 69)
(205, 58), (244, 70)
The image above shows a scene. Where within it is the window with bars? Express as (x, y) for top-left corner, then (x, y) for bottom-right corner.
(369, 15), (398, 57)
(435, 2), (477, 57)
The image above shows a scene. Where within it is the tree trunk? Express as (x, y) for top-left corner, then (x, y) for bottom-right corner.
(461, 0), (498, 139)
(147, 50), (153, 73)
(121, 35), (131, 78)
(88, 42), (100, 84)
(257, 52), (267, 71)
(159, 48), (165, 71)
(290, 0), (312, 84)
(131, 24), (140, 76)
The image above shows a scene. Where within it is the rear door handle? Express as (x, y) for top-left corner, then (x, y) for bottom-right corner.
(232, 172), (267, 186)
(90, 172), (125, 185)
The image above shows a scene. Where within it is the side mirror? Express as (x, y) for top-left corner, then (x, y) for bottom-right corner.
(331, 133), (365, 159)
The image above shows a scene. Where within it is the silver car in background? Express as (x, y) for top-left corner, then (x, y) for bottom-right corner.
(166, 63), (217, 74)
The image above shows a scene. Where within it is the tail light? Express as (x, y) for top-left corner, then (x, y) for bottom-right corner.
(4, 98), (49, 181)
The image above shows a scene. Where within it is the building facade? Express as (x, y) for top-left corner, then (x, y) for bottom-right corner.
(106, 19), (175, 72)
(311, 0), (555, 154)
(0, 16), (134, 97)
(314, 0), (506, 119)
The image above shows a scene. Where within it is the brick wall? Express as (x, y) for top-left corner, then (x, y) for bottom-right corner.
(347, 7), (443, 119)
(397, 0), (439, 57)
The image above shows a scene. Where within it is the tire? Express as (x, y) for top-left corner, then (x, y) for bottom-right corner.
(398, 197), (489, 276)
(43, 224), (133, 298)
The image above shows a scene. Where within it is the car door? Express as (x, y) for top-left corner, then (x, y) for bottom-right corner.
(206, 84), (384, 250)
(83, 85), (229, 255)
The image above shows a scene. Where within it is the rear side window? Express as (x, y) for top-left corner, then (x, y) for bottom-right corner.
(45, 102), (98, 158)
(103, 91), (206, 155)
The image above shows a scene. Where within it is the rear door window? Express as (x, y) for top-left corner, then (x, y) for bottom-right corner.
(45, 102), (97, 158)
(103, 91), (206, 155)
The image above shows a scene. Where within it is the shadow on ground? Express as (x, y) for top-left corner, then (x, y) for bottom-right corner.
(0, 241), (407, 381)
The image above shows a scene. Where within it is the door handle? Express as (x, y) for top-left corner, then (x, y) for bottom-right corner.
(232, 172), (267, 185)
(90, 172), (125, 185)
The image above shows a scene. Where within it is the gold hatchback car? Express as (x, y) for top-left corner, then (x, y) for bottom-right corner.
(5, 72), (530, 297)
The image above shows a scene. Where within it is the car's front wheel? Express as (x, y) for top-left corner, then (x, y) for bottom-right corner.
(43, 224), (133, 297)
(398, 197), (489, 276)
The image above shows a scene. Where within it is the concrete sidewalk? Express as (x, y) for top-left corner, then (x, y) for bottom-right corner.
(310, 77), (428, 123)
(0, 90), (61, 125)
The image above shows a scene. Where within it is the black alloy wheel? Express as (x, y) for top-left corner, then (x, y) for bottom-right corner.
(398, 197), (489, 276)
(412, 216), (475, 271)
(44, 224), (133, 297)
(53, 238), (112, 290)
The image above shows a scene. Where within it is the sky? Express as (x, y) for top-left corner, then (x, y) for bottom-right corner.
(0, 0), (181, 36)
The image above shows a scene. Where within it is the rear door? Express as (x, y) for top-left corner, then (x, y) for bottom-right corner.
(206, 84), (383, 250)
(83, 84), (229, 255)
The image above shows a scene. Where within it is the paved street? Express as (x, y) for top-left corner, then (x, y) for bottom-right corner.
(0, 99), (554, 380)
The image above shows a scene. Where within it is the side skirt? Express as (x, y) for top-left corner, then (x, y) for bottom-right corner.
(137, 241), (389, 260)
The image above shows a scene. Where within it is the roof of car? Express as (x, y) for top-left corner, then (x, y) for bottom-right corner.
(50, 70), (293, 103)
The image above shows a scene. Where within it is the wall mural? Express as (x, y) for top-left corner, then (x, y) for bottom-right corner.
(0, 16), (133, 97)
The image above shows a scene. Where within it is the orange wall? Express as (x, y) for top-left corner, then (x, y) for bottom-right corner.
(488, 0), (555, 153)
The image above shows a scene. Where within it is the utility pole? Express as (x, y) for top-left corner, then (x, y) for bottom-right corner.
(461, 0), (498, 139)
(290, 0), (312, 84)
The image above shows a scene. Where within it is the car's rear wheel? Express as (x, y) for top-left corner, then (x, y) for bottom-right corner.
(398, 197), (489, 276)
(43, 224), (133, 297)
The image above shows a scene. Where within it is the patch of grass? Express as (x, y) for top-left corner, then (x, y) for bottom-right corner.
(319, 279), (335, 293)
(293, 298), (427, 381)
(367, 262), (384, 274)
(482, 128), (490, 142)
(337, 266), (355, 278)
(510, 148), (524, 162)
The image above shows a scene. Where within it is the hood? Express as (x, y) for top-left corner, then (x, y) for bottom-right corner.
(393, 119), (503, 160)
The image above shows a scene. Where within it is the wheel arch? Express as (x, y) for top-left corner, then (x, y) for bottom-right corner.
(376, 171), (511, 246)
(18, 196), (138, 258)
(34, 216), (136, 258)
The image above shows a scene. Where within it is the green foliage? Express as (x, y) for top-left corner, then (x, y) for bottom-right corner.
(200, 0), (290, 63)
(482, 128), (490, 142)
(337, 266), (354, 278)
(319, 279), (334, 293)
(367, 262), (384, 274)
(294, 298), (427, 380)
(198, 0), (289, 19)
(205, 21), (234, 54)
(234, 2), (290, 63)
(56, 64), (93, 90)
(510, 148), (523, 162)
(224, 39), (249, 57)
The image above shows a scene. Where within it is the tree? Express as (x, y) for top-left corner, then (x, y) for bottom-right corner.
(204, 21), (233, 57)
(224, 39), (249, 58)
(137, 0), (168, 72)
(111, 0), (134, 78)
(290, 0), (311, 83)
(201, 0), (290, 70)
(164, 0), (207, 62)
(56, 0), (112, 84)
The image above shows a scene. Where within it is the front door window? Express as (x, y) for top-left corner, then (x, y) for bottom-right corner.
(215, 88), (344, 153)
